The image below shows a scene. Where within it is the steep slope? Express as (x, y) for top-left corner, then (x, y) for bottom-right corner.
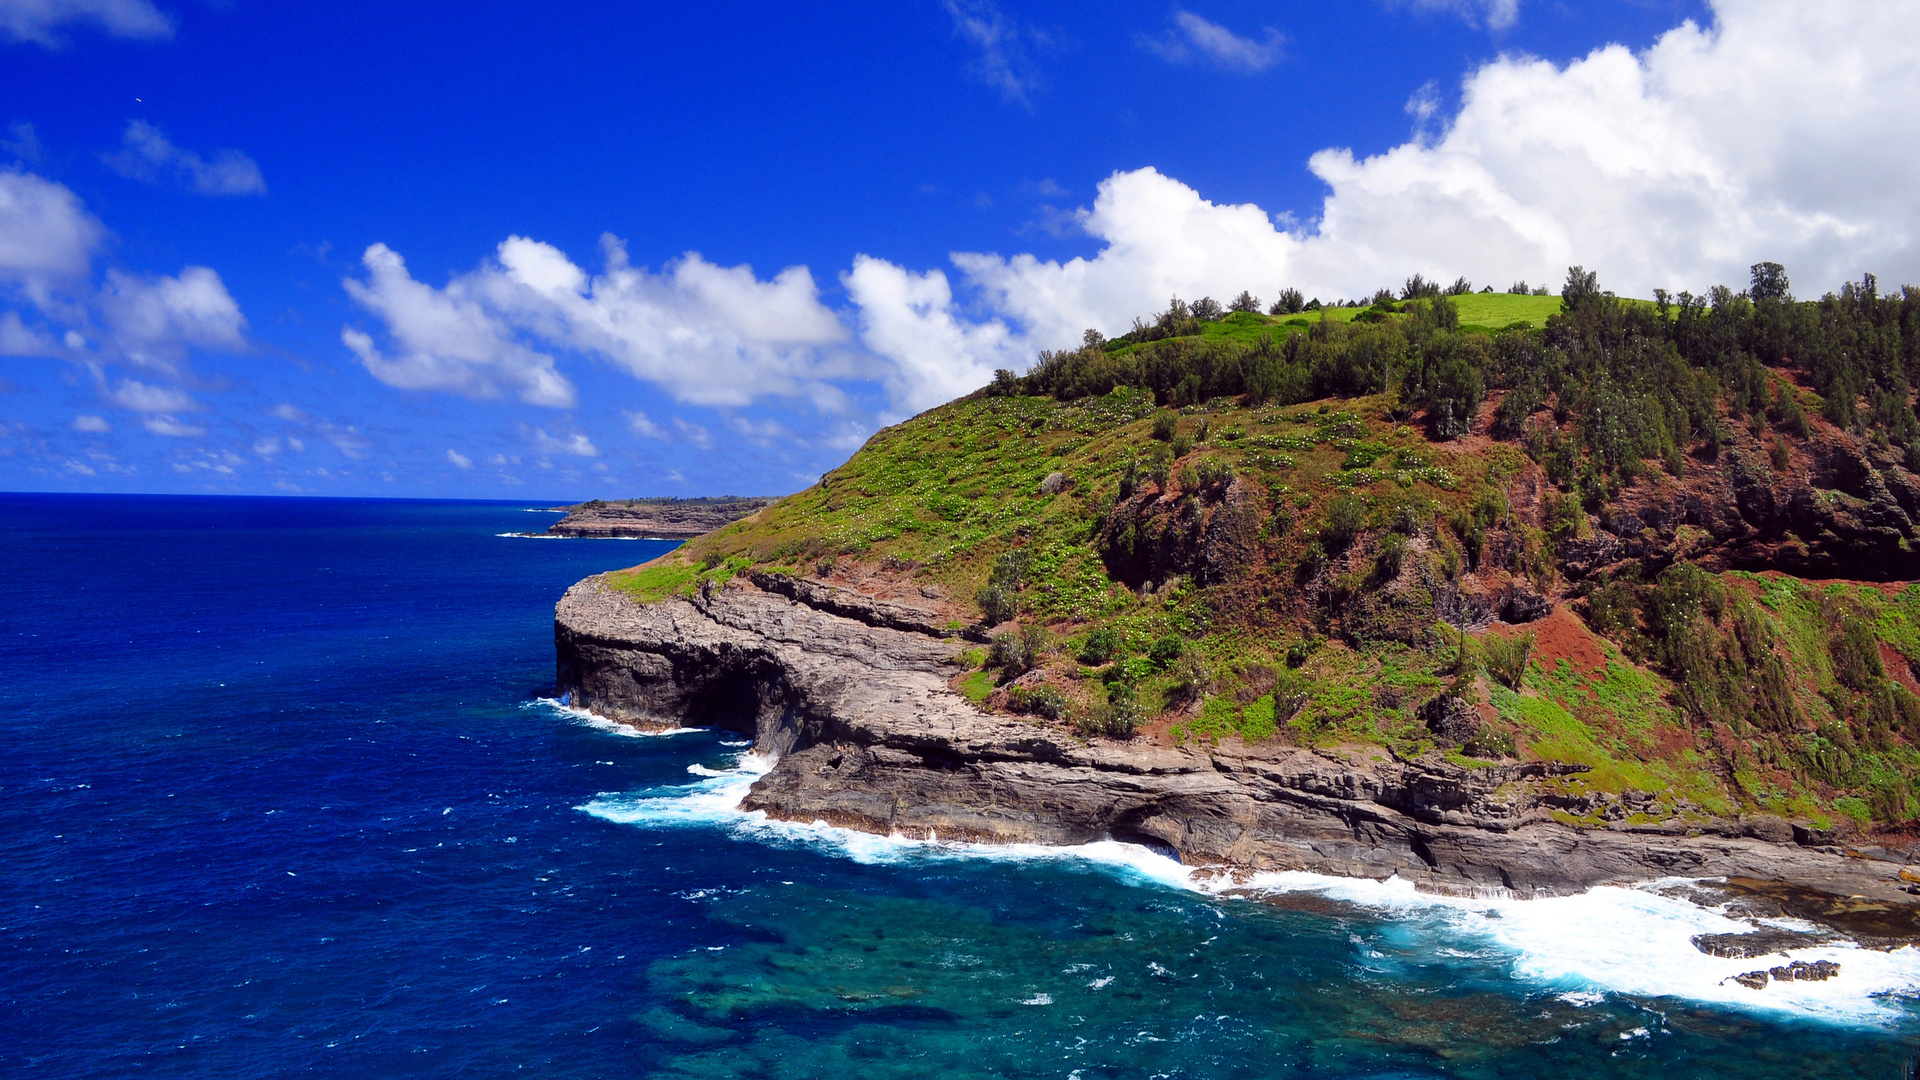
(557, 273), (1920, 906)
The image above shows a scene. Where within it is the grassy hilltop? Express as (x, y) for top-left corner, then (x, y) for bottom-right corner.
(607, 270), (1920, 836)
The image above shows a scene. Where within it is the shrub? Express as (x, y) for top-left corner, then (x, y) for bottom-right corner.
(1177, 463), (1199, 491)
(1007, 684), (1066, 720)
(976, 549), (1032, 623)
(1078, 682), (1141, 738)
(1151, 411), (1179, 441)
(1144, 444), (1174, 490)
(701, 550), (724, 570)
(1462, 725), (1516, 759)
(1079, 625), (1124, 664)
(1374, 531), (1407, 581)
(1196, 457), (1235, 488)
(1171, 431), (1196, 458)
(1770, 438), (1792, 471)
(988, 624), (1052, 679)
(1321, 493), (1366, 553)
(1149, 633), (1185, 668)
(1481, 630), (1534, 690)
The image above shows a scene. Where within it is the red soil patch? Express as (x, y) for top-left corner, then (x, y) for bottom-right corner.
(1486, 604), (1608, 677)
(1882, 643), (1920, 694)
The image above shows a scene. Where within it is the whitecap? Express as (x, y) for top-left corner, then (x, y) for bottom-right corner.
(578, 739), (1920, 1025)
(1215, 870), (1920, 1024)
(524, 696), (704, 738)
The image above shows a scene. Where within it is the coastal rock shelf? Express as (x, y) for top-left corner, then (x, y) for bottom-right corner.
(554, 575), (1920, 909)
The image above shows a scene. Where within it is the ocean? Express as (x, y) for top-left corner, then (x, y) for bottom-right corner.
(2, 493), (1917, 1078)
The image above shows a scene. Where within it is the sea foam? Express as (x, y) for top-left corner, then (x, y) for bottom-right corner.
(572, 737), (1920, 1024)
(524, 696), (703, 738)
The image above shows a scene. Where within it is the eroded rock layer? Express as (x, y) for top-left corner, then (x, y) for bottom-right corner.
(555, 575), (1920, 911)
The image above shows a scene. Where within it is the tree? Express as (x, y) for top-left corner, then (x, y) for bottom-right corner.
(1229, 291), (1261, 313)
(1749, 261), (1792, 304)
(1401, 274), (1441, 300)
(1561, 265), (1601, 310)
(1191, 296), (1223, 320)
(1269, 287), (1305, 315)
(1445, 276), (1473, 296)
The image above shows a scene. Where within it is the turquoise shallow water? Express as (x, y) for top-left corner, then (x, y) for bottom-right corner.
(2, 493), (1917, 1078)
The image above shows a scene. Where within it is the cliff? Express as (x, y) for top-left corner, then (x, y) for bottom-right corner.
(554, 572), (1920, 924)
(547, 497), (774, 539)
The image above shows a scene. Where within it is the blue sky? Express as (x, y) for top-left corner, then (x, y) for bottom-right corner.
(4, 0), (1916, 501)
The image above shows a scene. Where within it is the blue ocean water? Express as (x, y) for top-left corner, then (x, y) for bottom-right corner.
(2, 493), (1917, 1078)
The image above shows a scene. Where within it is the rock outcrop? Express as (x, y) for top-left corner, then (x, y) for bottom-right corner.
(547, 497), (774, 539)
(555, 574), (1920, 910)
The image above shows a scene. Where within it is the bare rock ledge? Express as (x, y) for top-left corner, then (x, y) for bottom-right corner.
(554, 574), (1920, 922)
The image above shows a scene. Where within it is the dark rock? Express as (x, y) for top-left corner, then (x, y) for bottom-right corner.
(1728, 970), (1771, 990)
(1420, 695), (1479, 746)
(1691, 928), (1835, 958)
(1769, 959), (1841, 982)
(1500, 590), (1551, 624)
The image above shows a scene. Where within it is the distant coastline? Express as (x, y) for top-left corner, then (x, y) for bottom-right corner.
(543, 496), (776, 540)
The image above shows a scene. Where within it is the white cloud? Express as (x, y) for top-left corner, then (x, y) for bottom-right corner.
(842, 254), (1030, 413)
(143, 414), (204, 437)
(343, 236), (850, 409)
(0, 169), (103, 306)
(524, 425), (598, 457)
(342, 243), (576, 407)
(725, 414), (789, 447)
(943, 0), (1043, 107)
(671, 417), (711, 449)
(446, 448), (472, 468)
(0, 0), (172, 46)
(944, 0), (1920, 349)
(104, 377), (197, 413)
(71, 413), (109, 432)
(1139, 11), (1281, 72)
(252, 436), (279, 456)
(1406, 0), (1522, 32)
(102, 121), (266, 196)
(268, 402), (307, 422)
(99, 266), (247, 369)
(0, 310), (59, 355)
(624, 409), (665, 439)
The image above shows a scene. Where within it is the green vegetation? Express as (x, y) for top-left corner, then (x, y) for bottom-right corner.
(610, 262), (1920, 834)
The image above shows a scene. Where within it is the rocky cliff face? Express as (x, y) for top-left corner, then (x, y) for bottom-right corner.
(555, 574), (1920, 915)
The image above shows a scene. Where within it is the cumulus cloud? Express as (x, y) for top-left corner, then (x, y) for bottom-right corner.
(0, 169), (104, 306)
(625, 410), (665, 439)
(1139, 11), (1281, 72)
(446, 448), (472, 468)
(342, 236), (850, 409)
(842, 254), (1031, 413)
(103, 377), (197, 413)
(102, 121), (266, 196)
(0, 0), (172, 46)
(342, 243), (576, 407)
(71, 413), (109, 432)
(940, 0), (1920, 351)
(943, 0), (1044, 106)
(99, 266), (247, 370)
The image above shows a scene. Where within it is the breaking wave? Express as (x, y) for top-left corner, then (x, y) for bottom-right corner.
(571, 736), (1920, 1024)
